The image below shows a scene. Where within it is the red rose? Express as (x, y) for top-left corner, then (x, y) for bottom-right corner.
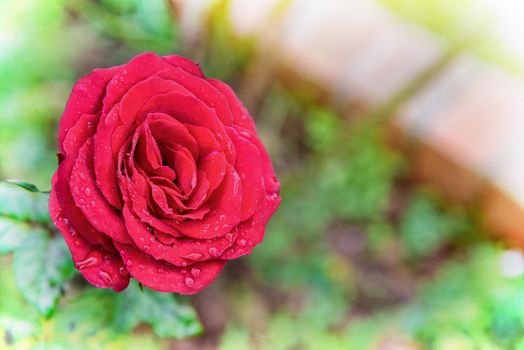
(49, 53), (281, 294)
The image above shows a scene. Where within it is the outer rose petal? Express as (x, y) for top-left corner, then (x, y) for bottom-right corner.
(50, 176), (129, 292)
(221, 192), (281, 260)
(227, 127), (265, 221)
(162, 55), (205, 77)
(115, 243), (225, 294)
(208, 79), (257, 133)
(58, 67), (119, 153)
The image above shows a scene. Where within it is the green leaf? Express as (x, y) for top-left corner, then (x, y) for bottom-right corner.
(399, 194), (468, 258)
(13, 232), (75, 317)
(50, 289), (165, 349)
(113, 281), (202, 338)
(0, 182), (50, 224)
(0, 218), (33, 255)
(5, 179), (44, 193)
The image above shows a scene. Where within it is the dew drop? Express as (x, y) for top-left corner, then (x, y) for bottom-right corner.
(191, 268), (201, 277)
(233, 175), (240, 195)
(185, 253), (203, 260)
(219, 215), (226, 221)
(157, 268), (165, 273)
(119, 267), (128, 276)
(79, 198), (85, 205)
(90, 200), (96, 207)
(84, 188), (91, 195)
(126, 259), (133, 266)
(208, 247), (220, 257)
(76, 253), (100, 270)
(184, 276), (194, 287)
(237, 239), (247, 246)
(98, 271), (113, 285)
(143, 245), (150, 251)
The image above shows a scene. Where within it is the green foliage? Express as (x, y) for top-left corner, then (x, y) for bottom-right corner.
(5, 179), (46, 193)
(0, 219), (33, 254)
(67, 0), (180, 55)
(399, 192), (470, 258)
(0, 182), (50, 224)
(13, 232), (75, 317)
(113, 281), (202, 338)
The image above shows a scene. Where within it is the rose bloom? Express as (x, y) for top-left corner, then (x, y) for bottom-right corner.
(49, 53), (281, 294)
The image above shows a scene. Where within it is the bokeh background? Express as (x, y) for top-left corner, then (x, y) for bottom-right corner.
(2, 0), (524, 349)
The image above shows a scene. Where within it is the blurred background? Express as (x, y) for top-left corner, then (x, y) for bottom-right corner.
(1, 0), (524, 349)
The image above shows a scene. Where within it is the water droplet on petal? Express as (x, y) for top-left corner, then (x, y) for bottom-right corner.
(184, 276), (194, 287)
(119, 267), (128, 276)
(76, 252), (101, 270)
(126, 259), (133, 266)
(191, 268), (201, 276)
(98, 271), (113, 285)
(209, 247), (220, 257)
(185, 253), (203, 260)
(90, 200), (96, 207)
(237, 239), (247, 246)
(219, 215), (226, 221)
(84, 188), (91, 195)
(143, 245), (150, 251)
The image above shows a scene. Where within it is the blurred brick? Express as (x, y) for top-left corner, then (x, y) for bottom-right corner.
(484, 185), (524, 245)
(395, 55), (482, 134)
(424, 67), (524, 175)
(397, 55), (524, 234)
(414, 142), (487, 203)
(274, 0), (443, 106)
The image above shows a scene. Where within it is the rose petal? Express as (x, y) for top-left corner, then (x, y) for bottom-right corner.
(148, 112), (199, 159)
(138, 92), (236, 164)
(157, 68), (233, 125)
(227, 127), (265, 220)
(162, 55), (205, 77)
(115, 243), (225, 294)
(122, 205), (188, 266)
(70, 140), (131, 243)
(221, 192), (281, 260)
(208, 78), (257, 133)
(175, 165), (242, 239)
(58, 67), (119, 153)
(50, 178), (129, 291)
(185, 124), (222, 157)
(101, 53), (175, 118)
(237, 128), (281, 194)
